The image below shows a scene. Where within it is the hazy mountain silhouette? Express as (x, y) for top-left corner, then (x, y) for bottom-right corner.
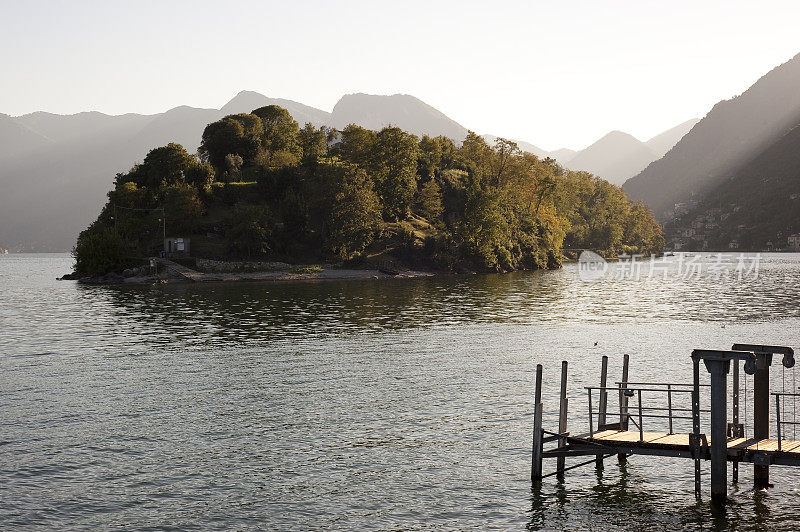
(1, 89), (697, 251)
(221, 90), (330, 126)
(481, 134), (548, 158)
(331, 93), (469, 141)
(624, 52), (800, 219)
(0, 114), (53, 159)
(644, 118), (700, 157)
(564, 131), (657, 186)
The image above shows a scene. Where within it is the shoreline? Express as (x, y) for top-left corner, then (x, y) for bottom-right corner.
(59, 258), (436, 285)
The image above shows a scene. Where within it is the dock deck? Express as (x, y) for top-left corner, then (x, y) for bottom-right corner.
(571, 430), (800, 466)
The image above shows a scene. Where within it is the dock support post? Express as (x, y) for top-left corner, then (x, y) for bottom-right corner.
(618, 354), (629, 464)
(532, 364), (544, 482)
(557, 361), (568, 475)
(691, 355), (702, 497)
(732, 359), (740, 484)
(597, 355), (608, 468)
(752, 354), (771, 490)
(706, 358), (730, 506)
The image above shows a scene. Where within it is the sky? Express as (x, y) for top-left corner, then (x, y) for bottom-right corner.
(1, 0), (799, 150)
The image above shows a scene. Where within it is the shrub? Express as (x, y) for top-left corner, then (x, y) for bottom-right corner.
(72, 226), (136, 274)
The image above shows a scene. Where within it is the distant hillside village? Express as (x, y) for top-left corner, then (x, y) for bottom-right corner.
(663, 197), (800, 252)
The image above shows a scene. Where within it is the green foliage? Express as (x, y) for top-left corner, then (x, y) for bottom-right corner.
(416, 179), (443, 221)
(226, 205), (273, 258)
(72, 225), (135, 274)
(252, 105), (301, 165)
(372, 127), (419, 220)
(77, 105), (663, 272)
(326, 165), (382, 260)
(159, 182), (204, 234)
(298, 123), (328, 161)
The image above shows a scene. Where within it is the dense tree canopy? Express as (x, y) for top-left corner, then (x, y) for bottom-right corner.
(75, 105), (664, 274)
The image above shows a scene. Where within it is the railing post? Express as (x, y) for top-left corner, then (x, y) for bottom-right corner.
(557, 361), (568, 475)
(588, 388), (594, 437)
(637, 389), (644, 442)
(532, 364), (544, 482)
(776, 394), (782, 451)
(667, 384), (673, 434)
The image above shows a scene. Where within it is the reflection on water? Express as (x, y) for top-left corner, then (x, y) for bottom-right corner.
(2, 253), (800, 530)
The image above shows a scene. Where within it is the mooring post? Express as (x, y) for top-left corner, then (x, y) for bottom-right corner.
(692, 349), (758, 504)
(596, 355), (609, 468)
(557, 361), (568, 475)
(732, 359), (740, 483)
(706, 358), (730, 505)
(691, 354), (702, 497)
(532, 364), (544, 482)
(731, 344), (795, 490)
(752, 353), (771, 489)
(618, 354), (630, 464)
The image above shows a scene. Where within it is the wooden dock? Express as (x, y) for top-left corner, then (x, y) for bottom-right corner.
(570, 430), (800, 466)
(531, 344), (800, 506)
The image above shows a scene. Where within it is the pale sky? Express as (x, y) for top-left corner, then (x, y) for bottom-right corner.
(2, 0), (799, 150)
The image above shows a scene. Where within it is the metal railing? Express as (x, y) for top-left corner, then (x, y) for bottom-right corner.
(586, 382), (710, 441)
(773, 391), (800, 450)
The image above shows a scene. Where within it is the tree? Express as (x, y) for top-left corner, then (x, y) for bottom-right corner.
(160, 182), (204, 234)
(73, 225), (135, 274)
(336, 124), (377, 168)
(199, 119), (247, 170)
(327, 166), (382, 259)
(416, 179), (443, 221)
(251, 105), (301, 164)
(298, 123), (327, 161)
(226, 205), (273, 257)
(224, 154), (243, 182)
(373, 126), (420, 220)
(130, 143), (198, 188)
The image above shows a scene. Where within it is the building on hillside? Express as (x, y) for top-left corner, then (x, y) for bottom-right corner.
(789, 234), (800, 251)
(164, 237), (190, 257)
(728, 240), (739, 250)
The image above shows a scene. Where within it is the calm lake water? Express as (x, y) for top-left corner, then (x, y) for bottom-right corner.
(2, 253), (800, 530)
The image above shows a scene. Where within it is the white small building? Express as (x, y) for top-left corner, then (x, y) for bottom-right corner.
(164, 237), (190, 256)
(788, 234), (800, 251)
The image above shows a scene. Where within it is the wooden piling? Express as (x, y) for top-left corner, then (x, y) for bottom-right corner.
(692, 355), (702, 497)
(707, 360), (729, 505)
(532, 364), (544, 482)
(557, 361), (568, 475)
(732, 359), (740, 483)
(753, 354), (771, 489)
(597, 356), (609, 468)
(618, 354), (629, 464)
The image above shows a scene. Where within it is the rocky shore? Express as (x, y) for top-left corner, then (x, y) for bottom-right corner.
(59, 258), (434, 285)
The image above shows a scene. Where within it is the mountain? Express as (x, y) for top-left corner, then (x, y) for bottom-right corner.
(221, 90), (330, 127)
(549, 148), (577, 166)
(644, 118), (700, 158)
(663, 123), (800, 251)
(624, 52), (800, 219)
(0, 94), (328, 252)
(563, 131), (657, 186)
(331, 93), (469, 141)
(481, 134), (548, 157)
(0, 114), (53, 159)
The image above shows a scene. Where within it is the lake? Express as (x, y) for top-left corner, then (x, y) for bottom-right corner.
(2, 253), (800, 530)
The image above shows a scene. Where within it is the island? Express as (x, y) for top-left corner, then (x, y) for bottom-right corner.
(68, 105), (664, 283)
